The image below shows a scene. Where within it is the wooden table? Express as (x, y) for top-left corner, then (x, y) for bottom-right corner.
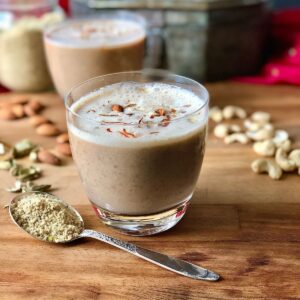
(0, 82), (299, 299)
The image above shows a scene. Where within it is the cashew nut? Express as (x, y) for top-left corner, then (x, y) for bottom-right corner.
(246, 123), (274, 141)
(253, 140), (276, 157)
(213, 123), (241, 138)
(243, 119), (262, 131)
(272, 130), (289, 145)
(209, 106), (223, 123)
(251, 159), (282, 180)
(275, 148), (296, 172)
(223, 106), (247, 119)
(224, 133), (250, 144)
(289, 149), (300, 166)
(289, 149), (300, 175)
(251, 111), (271, 124)
(272, 130), (291, 151)
(276, 139), (292, 152)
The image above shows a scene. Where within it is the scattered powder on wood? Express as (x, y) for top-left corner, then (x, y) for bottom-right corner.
(11, 193), (83, 243)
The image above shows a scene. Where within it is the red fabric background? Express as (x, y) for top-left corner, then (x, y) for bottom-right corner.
(235, 9), (300, 85)
(59, 0), (69, 14)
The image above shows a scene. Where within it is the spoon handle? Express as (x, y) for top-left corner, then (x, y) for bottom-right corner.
(80, 229), (219, 281)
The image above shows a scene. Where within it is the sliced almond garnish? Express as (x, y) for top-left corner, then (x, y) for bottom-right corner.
(155, 108), (165, 116)
(80, 27), (97, 39)
(124, 103), (136, 109)
(160, 115), (171, 127)
(99, 114), (118, 117)
(119, 129), (136, 138)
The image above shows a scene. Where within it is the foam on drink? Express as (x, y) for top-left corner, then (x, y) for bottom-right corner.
(45, 19), (146, 48)
(69, 82), (207, 146)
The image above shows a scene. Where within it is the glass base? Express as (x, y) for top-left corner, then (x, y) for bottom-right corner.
(90, 200), (190, 236)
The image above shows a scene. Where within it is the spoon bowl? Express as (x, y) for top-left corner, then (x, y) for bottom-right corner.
(9, 191), (85, 243)
(9, 191), (220, 281)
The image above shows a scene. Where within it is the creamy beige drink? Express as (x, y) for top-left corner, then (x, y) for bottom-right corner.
(68, 82), (207, 216)
(44, 17), (146, 97)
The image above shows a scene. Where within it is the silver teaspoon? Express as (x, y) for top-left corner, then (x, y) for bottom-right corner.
(9, 192), (220, 282)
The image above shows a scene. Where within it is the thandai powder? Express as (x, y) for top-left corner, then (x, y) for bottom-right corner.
(11, 193), (83, 243)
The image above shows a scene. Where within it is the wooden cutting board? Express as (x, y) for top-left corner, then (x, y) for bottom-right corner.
(0, 82), (299, 299)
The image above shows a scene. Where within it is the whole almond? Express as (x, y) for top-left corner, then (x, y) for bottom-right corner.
(29, 115), (51, 127)
(24, 104), (37, 116)
(37, 149), (60, 165)
(36, 123), (60, 136)
(0, 108), (17, 120)
(56, 133), (69, 144)
(11, 104), (25, 118)
(56, 143), (72, 156)
(28, 100), (43, 112)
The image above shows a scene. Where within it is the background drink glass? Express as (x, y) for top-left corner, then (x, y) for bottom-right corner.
(65, 69), (209, 236)
(44, 12), (146, 98)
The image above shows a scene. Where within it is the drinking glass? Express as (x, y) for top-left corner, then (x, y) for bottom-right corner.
(44, 11), (146, 98)
(65, 69), (209, 236)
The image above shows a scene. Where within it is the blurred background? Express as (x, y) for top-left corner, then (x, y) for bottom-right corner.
(273, 0), (299, 9)
(0, 0), (300, 93)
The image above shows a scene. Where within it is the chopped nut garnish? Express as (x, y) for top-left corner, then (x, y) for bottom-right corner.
(84, 27), (97, 34)
(124, 103), (136, 109)
(160, 115), (171, 127)
(106, 128), (112, 133)
(112, 104), (124, 112)
(80, 27), (97, 39)
(155, 108), (166, 116)
(119, 128), (136, 138)
(99, 114), (118, 117)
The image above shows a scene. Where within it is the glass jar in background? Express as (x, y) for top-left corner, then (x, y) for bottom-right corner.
(0, 0), (65, 92)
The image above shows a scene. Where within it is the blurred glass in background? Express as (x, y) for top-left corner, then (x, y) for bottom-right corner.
(70, 0), (270, 81)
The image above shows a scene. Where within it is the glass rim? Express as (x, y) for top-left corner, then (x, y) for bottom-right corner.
(65, 69), (209, 127)
(43, 11), (147, 40)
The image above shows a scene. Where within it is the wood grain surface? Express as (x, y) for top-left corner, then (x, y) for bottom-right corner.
(0, 82), (299, 299)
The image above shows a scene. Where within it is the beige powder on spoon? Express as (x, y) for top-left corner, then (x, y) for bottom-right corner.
(11, 193), (83, 243)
